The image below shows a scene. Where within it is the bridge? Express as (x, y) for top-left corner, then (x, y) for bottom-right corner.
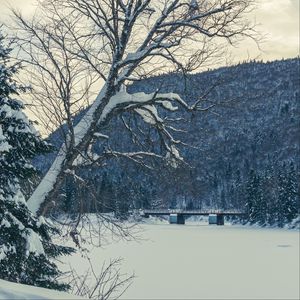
(141, 209), (246, 225)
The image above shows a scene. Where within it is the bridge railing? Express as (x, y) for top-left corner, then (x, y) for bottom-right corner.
(141, 209), (246, 215)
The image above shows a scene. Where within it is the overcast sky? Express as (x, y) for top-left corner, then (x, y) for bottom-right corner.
(0, 0), (299, 63)
(0, 0), (299, 134)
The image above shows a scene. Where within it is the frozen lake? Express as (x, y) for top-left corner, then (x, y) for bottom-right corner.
(64, 221), (299, 299)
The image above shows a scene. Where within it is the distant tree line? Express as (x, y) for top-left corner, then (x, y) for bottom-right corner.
(58, 159), (299, 227)
(243, 162), (299, 226)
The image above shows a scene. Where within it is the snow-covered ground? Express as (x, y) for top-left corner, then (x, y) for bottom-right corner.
(62, 219), (300, 300)
(0, 279), (84, 300)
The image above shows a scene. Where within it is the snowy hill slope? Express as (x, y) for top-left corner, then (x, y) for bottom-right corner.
(0, 279), (84, 300)
(32, 58), (300, 213)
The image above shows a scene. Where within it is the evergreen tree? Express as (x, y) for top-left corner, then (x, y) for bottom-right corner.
(277, 166), (287, 227)
(245, 170), (255, 222)
(0, 32), (74, 290)
(285, 162), (299, 222)
(277, 162), (299, 225)
(245, 170), (266, 224)
(98, 172), (116, 213)
(114, 174), (131, 219)
(135, 185), (150, 210)
(220, 188), (226, 209)
(260, 168), (276, 225)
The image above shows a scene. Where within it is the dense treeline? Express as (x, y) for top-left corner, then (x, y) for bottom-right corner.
(241, 162), (298, 225)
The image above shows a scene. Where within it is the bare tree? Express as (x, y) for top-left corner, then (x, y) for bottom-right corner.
(12, 0), (257, 216)
(67, 258), (134, 300)
(12, 9), (99, 139)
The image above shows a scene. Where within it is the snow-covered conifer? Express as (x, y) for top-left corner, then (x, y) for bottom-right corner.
(277, 167), (287, 227)
(0, 31), (74, 291)
(245, 170), (266, 224)
(277, 162), (299, 225)
(285, 162), (299, 222)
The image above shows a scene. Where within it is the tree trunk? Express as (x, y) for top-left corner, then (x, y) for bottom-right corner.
(28, 84), (112, 215)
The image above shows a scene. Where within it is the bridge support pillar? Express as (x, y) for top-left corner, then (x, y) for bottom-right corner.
(169, 214), (185, 224)
(209, 214), (225, 225)
(217, 214), (224, 225)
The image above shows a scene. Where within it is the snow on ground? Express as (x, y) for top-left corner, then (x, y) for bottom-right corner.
(61, 219), (300, 300)
(0, 279), (84, 300)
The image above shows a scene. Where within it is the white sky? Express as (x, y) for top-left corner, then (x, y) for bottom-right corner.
(1, 0), (299, 62)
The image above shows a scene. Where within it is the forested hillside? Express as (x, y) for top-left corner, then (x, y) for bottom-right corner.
(33, 58), (300, 225)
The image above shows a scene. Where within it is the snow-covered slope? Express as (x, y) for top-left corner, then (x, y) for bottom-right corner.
(0, 280), (84, 300)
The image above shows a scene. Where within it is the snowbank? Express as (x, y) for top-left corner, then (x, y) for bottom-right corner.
(0, 280), (84, 300)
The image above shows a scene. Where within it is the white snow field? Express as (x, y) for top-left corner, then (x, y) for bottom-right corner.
(0, 279), (84, 300)
(63, 220), (300, 300)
